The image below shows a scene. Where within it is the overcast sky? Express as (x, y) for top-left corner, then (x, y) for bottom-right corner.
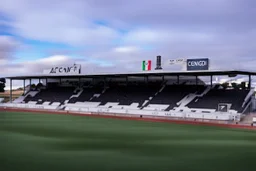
(0, 0), (256, 88)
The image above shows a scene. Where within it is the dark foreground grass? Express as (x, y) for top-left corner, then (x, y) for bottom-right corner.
(0, 112), (256, 171)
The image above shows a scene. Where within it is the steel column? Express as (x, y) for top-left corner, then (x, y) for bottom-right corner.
(249, 75), (251, 89)
(210, 75), (213, 87)
(126, 76), (128, 86)
(23, 79), (26, 95)
(10, 79), (12, 103)
(46, 78), (48, 88)
(29, 79), (31, 91)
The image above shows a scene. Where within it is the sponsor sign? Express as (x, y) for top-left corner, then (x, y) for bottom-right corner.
(169, 58), (186, 65)
(187, 58), (209, 71)
(43, 64), (81, 75)
(217, 103), (229, 112)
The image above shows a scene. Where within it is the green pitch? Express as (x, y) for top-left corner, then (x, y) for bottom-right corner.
(1, 112), (256, 171)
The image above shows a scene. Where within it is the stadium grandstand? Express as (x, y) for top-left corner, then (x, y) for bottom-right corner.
(1, 57), (256, 124)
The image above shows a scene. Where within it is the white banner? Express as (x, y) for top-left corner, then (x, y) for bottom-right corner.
(169, 58), (187, 65)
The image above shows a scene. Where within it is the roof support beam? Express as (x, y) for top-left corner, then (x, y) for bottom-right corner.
(46, 78), (48, 88)
(249, 74), (252, 89)
(29, 79), (31, 91)
(5, 70), (256, 80)
(23, 79), (26, 95)
(210, 75), (213, 87)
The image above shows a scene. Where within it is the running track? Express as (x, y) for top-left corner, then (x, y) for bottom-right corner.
(1, 107), (255, 130)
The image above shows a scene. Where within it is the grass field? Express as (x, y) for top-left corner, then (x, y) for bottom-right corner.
(1, 111), (256, 171)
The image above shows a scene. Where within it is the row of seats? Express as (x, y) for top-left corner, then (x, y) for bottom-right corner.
(91, 85), (161, 107)
(24, 87), (75, 104)
(67, 84), (208, 111)
(22, 83), (251, 113)
(147, 85), (205, 111)
(69, 87), (102, 103)
(187, 88), (250, 112)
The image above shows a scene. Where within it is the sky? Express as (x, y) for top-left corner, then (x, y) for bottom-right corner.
(0, 0), (256, 88)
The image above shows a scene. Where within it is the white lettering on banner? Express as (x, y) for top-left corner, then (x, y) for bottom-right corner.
(188, 61), (207, 66)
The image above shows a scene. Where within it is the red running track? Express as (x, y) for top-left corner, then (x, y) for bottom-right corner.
(1, 107), (255, 130)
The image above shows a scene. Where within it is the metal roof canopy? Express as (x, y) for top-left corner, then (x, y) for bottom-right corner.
(5, 70), (256, 80)
(7, 70), (256, 103)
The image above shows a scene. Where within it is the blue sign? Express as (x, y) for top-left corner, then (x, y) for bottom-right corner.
(187, 58), (209, 71)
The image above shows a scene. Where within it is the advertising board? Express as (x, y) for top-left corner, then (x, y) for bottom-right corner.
(169, 58), (186, 65)
(217, 103), (229, 112)
(187, 58), (209, 71)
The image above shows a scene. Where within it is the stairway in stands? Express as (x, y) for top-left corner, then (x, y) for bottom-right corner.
(140, 81), (167, 109)
(142, 82), (207, 111)
(177, 85), (211, 108)
(187, 85), (251, 113)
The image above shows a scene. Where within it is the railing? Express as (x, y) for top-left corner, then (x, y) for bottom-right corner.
(0, 102), (241, 121)
(63, 106), (238, 121)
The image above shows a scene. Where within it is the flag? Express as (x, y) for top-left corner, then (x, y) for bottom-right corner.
(142, 60), (151, 71)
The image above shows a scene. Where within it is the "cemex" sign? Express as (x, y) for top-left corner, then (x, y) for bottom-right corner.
(187, 58), (209, 71)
